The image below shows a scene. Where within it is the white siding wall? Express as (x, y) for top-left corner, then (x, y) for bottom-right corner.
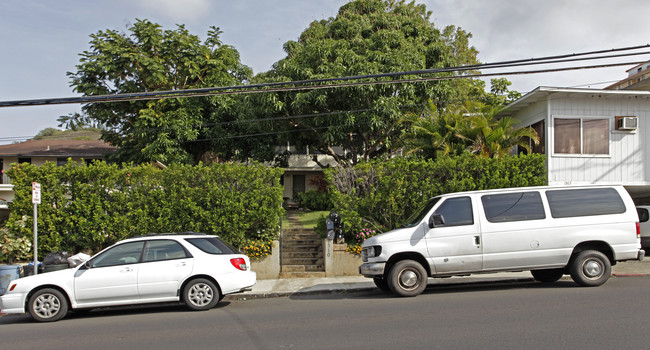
(521, 94), (650, 186)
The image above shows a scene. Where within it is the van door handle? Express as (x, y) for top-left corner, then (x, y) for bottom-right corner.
(474, 236), (481, 246)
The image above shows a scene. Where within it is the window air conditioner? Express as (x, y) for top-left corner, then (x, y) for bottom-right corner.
(617, 116), (638, 130)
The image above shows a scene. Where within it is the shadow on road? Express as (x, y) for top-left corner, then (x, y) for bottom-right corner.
(0, 301), (233, 324)
(290, 279), (581, 301)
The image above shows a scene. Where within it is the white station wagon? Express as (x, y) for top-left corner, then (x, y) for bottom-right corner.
(360, 185), (645, 297)
(0, 233), (256, 322)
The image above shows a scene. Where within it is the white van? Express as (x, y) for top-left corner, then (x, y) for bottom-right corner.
(359, 185), (645, 297)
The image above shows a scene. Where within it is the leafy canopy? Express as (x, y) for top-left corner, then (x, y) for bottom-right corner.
(248, 0), (488, 165)
(59, 19), (255, 164)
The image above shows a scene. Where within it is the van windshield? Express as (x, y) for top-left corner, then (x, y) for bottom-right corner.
(400, 197), (440, 228)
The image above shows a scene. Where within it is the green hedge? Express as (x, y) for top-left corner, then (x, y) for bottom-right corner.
(325, 154), (547, 239)
(5, 161), (284, 257)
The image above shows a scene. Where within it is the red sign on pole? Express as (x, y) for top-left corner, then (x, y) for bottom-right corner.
(32, 182), (41, 204)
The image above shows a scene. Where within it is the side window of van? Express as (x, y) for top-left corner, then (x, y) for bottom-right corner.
(433, 197), (473, 227)
(637, 208), (649, 222)
(481, 192), (546, 222)
(546, 188), (625, 218)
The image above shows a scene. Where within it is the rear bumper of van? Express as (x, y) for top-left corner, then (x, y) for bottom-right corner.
(637, 249), (645, 261)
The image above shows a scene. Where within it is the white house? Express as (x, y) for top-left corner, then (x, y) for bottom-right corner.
(498, 86), (650, 203)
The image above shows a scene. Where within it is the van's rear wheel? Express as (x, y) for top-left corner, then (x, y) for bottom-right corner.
(387, 260), (427, 297)
(570, 250), (611, 287)
(531, 268), (564, 283)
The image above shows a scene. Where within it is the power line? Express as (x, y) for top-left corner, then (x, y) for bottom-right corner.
(1, 44), (649, 108)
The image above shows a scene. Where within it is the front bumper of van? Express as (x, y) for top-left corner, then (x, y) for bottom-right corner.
(359, 262), (386, 277)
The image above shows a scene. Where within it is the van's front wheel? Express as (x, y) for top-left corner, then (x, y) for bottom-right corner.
(387, 260), (427, 297)
(570, 250), (611, 287)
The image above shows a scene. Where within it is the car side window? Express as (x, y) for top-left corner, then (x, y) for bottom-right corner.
(143, 240), (189, 262)
(92, 242), (145, 268)
(433, 197), (474, 227)
(638, 208), (649, 223)
(482, 191), (546, 222)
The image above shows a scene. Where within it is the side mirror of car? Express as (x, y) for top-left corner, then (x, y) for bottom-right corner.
(82, 261), (92, 269)
(429, 214), (445, 228)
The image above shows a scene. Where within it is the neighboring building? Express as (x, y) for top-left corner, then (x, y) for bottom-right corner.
(605, 61), (650, 91)
(498, 86), (650, 203)
(0, 139), (116, 220)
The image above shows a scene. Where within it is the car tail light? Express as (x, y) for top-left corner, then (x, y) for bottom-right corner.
(637, 222), (641, 238)
(230, 258), (248, 271)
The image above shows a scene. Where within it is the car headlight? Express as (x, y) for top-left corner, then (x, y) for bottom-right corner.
(362, 245), (382, 262)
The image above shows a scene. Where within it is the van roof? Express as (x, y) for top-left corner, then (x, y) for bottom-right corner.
(433, 184), (625, 199)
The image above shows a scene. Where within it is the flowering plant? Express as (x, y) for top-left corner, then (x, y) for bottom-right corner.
(347, 227), (382, 255)
(353, 228), (380, 244)
(241, 240), (276, 260)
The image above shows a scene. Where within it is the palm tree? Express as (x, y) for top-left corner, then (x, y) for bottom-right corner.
(404, 101), (539, 159)
(455, 105), (540, 158)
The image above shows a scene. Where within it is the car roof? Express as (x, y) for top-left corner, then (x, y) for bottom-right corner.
(433, 184), (624, 199)
(122, 232), (215, 241)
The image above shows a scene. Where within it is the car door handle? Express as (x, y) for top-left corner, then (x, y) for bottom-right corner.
(474, 235), (481, 246)
(121, 267), (133, 272)
(177, 262), (186, 267)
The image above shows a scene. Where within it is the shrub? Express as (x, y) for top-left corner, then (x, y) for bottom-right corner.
(326, 153), (547, 237)
(294, 190), (333, 211)
(5, 161), (284, 258)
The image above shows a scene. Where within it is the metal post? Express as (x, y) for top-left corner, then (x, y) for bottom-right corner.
(33, 202), (38, 275)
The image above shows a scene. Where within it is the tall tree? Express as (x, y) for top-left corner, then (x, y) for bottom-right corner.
(59, 19), (254, 164)
(247, 0), (486, 165)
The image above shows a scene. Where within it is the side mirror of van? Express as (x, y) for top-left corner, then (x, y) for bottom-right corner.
(429, 214), (445, 228)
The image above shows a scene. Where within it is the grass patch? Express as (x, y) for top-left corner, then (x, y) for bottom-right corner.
(282, 210), (328, 230)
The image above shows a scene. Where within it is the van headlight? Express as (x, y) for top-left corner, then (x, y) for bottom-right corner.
(362, 245), (382, 262)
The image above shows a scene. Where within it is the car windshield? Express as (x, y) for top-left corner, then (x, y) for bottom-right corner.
(400, 197), (440, 228)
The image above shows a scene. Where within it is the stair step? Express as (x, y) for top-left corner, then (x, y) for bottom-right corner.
(282, 251), (323, 259)
(282, 264), (325, 272)
(283, 258), (323, 265)
(279, 271), (327, 278)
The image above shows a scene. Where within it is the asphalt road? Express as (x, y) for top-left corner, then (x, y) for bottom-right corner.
(1, 277), (649, 350)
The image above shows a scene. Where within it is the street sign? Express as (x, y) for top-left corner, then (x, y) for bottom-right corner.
(32, 182), (41, 204)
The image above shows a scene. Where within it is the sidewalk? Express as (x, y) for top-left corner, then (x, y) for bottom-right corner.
(224, 259), (650, 300)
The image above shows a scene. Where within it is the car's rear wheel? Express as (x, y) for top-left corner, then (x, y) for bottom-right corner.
(183, 278), (220, 310)
(28, 288), (69, 322)
(570, 250), (611, 287)
(387, 260), (427, 297)
(531, 268), (564, 283)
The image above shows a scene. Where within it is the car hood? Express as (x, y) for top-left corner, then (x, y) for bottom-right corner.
(363, 227), (416, 246)
(13, 267), (77, 285)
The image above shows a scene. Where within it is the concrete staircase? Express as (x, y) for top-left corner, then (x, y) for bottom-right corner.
(279, 228), (325, 278)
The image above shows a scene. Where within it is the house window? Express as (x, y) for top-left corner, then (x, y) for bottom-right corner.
(18, 157), (31, 164)
(57, 158), (67, 166)
(553, 117), (609, 155)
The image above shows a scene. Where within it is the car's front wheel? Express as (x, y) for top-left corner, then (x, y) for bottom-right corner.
(387, 260), (428, 297)
(28, 288), (69, 322)
(183, 278), (220, 310)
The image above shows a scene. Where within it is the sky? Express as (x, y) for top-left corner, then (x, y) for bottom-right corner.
(2, 0), (650, 145)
